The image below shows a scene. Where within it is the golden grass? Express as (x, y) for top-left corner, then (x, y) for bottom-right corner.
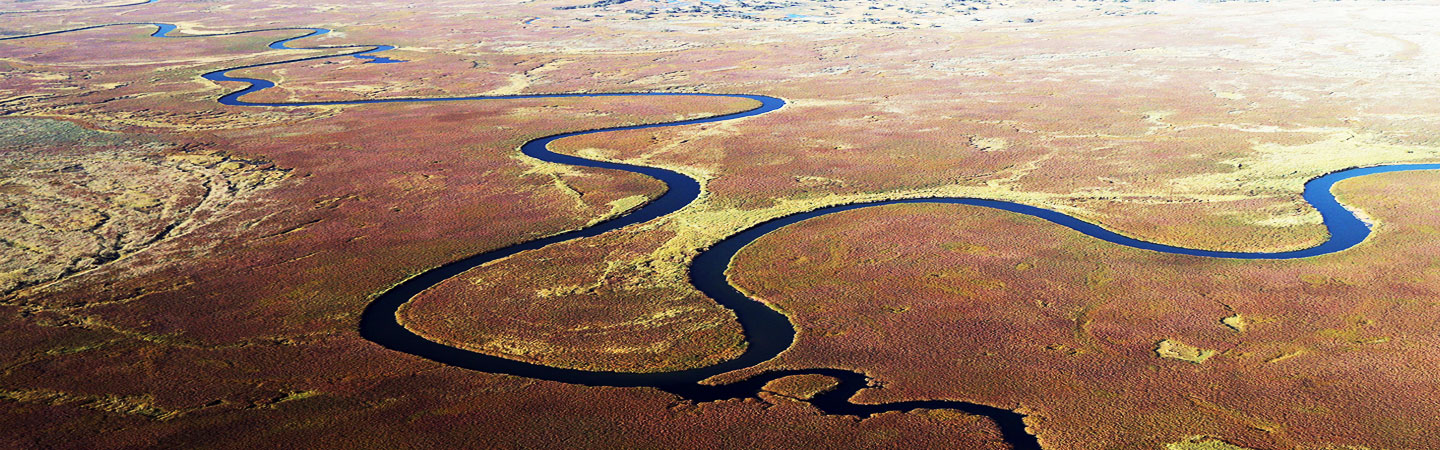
(1156, 339), (1217, 364)
(1166, 436), (1256, 450)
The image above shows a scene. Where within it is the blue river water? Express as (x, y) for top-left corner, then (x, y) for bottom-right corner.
(6, 20), (1438, 450)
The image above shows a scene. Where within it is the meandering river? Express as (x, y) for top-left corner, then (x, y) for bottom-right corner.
(7, 21), (1438, 450)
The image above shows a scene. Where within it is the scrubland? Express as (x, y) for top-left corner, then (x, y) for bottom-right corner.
(726, 171), (1440, 449)
(3, 0), (1440, 448)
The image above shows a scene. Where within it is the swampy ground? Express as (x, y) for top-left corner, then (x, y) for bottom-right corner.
(2, 1), (1439, 449)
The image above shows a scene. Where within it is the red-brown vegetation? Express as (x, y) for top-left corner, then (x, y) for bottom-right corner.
(6, 0), (1440, 448)
(729, 171), (1440, 449)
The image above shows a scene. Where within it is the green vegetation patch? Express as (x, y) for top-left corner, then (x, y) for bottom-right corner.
(0, 118), (146, 150)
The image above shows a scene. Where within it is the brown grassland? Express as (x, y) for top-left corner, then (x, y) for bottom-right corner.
(3, 0), (1440, 448)
(727, 171), (1440, 449)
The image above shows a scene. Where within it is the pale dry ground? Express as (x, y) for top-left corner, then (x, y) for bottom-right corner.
(0, 0), (146, 14)
(0, 118), (287, 296)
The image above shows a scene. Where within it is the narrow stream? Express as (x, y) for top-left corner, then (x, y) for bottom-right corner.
(7, 21), (1437, 450)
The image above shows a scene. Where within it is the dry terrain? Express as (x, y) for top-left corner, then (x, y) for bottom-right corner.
(2, 0), (1439, 448)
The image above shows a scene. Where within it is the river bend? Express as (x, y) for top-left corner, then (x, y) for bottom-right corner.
(7, 20), (1439, 450)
